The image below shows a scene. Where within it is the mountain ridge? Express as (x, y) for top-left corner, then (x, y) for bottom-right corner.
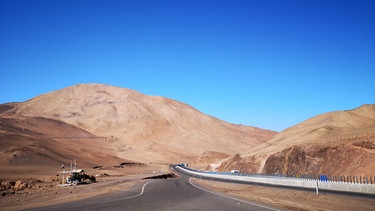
(0, 83), (276, 172)
(216, 104), (375, 175)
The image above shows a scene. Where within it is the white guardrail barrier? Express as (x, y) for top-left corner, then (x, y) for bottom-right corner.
(173, 165), (375, 196)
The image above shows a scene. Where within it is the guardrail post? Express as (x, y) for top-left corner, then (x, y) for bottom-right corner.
(175, 165), (375, 196)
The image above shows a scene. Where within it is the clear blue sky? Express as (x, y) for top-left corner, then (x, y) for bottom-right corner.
(1, 0), (374, 131)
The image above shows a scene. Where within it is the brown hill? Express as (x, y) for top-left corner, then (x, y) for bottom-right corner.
(0, 114), (125, 177)
(0, 83), (276, 175)
(217, 104), (375, 176)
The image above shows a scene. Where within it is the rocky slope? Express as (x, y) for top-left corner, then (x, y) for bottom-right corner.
(0, 83), (276, 173)
(0, 114), (125, 177)
(217, 104), (375, 176)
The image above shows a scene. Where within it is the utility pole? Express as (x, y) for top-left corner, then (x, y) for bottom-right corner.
(61, 164), (65, 184)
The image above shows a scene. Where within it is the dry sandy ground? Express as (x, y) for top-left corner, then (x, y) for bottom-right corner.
(1, 176), (142, 211)
(193, 178), (375, 211)
(1, 164), (169, 211)
(2, 165), (374, 211)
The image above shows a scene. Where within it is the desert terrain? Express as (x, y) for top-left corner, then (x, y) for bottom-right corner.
(0, 84), (276, 167)
(2, 166), (374, 211)
(1, 83), (374, 210)
(217, 104), (375, 178)
(194, 178), (375, 211)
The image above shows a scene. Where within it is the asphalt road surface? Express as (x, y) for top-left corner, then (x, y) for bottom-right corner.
(26, 176), (280, 211)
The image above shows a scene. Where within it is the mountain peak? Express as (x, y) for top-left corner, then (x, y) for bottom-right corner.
(1, 83), (276, 164)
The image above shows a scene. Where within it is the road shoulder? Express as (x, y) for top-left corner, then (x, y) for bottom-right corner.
(192, 178), (375, 211)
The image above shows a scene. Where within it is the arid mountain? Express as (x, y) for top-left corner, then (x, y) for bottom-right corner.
(0, 83), (276, 175)
(0, 114), (125, 177)
(217, 104), (375, 176)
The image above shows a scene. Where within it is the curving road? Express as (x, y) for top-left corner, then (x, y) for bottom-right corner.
(26, 176), (279, 211)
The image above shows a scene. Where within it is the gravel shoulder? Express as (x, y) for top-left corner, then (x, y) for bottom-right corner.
(1, 175), (146, 211)
(193, 178), (375, 211)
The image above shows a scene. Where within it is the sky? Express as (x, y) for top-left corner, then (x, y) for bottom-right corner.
(0, 0), (374, 132)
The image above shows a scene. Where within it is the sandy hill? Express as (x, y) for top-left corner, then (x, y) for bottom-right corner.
(0, 83), (276, 176)
(217, 104), (375, 176)
(0, 114), (125, 177)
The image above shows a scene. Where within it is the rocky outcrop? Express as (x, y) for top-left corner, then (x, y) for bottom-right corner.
(217, 104), (375, 176)
(263, 139), (375, 176)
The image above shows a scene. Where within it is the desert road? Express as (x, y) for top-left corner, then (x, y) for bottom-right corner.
(25, 176), (280, 211)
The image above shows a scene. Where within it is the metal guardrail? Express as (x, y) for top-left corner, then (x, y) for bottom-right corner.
(172, 165), (375, 196)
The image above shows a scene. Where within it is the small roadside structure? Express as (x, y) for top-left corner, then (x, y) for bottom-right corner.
(69, 169), (85, 184)
(57, 161), (96, 186)
(58, 169), (96, 185)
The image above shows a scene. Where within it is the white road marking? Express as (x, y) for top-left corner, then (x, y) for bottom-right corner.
(120, 180), (153, 200)
(47, 181), (153, 210)
(97, 180), (153, 203)
(189, 177), (280, 211)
